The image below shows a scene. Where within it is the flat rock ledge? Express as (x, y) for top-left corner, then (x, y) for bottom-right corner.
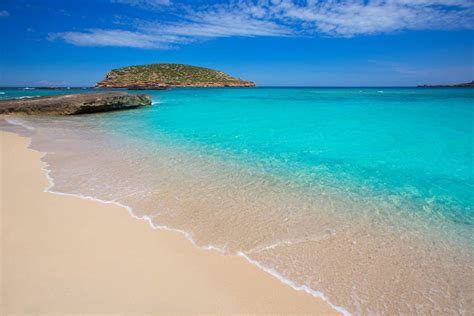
(0, 92), (152, 115)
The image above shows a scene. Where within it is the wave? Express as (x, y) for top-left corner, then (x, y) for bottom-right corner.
(14, 95), (40, 99)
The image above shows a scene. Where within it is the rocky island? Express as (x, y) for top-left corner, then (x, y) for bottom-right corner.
(0, 92), (151, 115)
(96, 63), (256, 89)
(417, 81), (474, 87)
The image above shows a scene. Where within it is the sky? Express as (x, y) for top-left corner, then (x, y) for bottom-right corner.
(0, 0), (473, 87)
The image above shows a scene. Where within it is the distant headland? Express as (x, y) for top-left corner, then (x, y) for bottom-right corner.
(417, 81), (474, 88)
(96, 63), (256, 89)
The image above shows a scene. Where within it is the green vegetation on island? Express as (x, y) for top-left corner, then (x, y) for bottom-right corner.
(96, 63), (256, 89)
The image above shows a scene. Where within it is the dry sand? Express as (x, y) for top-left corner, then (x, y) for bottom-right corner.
(0, 131), (338, 315)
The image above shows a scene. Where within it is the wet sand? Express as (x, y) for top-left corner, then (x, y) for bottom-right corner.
(0, 131), (338, 315)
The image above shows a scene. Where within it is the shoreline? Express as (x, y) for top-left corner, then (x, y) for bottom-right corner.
(1, 130), (339, 315)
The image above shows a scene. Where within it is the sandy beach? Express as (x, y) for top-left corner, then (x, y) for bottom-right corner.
(0, 130), (337, 315)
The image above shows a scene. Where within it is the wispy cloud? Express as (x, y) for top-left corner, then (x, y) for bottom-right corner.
(50, 0), (474, 49)
(140, 3), (292, 39)
(0, 10), (10, 17)
(49, 29), (178, 49)
(275, 0), (474, 36)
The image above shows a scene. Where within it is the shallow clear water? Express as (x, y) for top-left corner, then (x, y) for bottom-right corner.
(2, 87), (473, 315)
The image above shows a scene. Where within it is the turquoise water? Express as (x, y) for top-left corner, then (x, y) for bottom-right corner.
(126, 87), (474, 226)
(2, 87), (473, 314)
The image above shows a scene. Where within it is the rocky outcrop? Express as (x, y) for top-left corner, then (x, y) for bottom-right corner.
(0, 92), (152, 115)
(96, 63), (256, 89)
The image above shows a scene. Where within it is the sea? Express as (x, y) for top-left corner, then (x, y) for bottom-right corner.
(1, 87), (473, 315)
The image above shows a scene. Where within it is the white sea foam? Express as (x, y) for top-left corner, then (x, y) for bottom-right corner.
(5, 118), (35, 131)
(246, 230), (336, 254)
(15, 96), (39, 99)
(238, 251), (351, 316)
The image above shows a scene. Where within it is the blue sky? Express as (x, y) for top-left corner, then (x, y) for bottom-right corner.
(0, 0), (473, 86)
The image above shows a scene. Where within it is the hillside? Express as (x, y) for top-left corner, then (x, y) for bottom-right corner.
(96, 64), (256, 88)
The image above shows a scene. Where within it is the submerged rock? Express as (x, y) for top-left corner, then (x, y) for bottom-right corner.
(0, 92), (152, 115)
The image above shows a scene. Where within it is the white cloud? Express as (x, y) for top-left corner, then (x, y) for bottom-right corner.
(50, 29), (177, 49)
(52, 1), (291, 49)
(51, 0), (474, 49)
(140, 3), (292, 38)
(0, 10), (10, 17)
(272, 0), (474, 37)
